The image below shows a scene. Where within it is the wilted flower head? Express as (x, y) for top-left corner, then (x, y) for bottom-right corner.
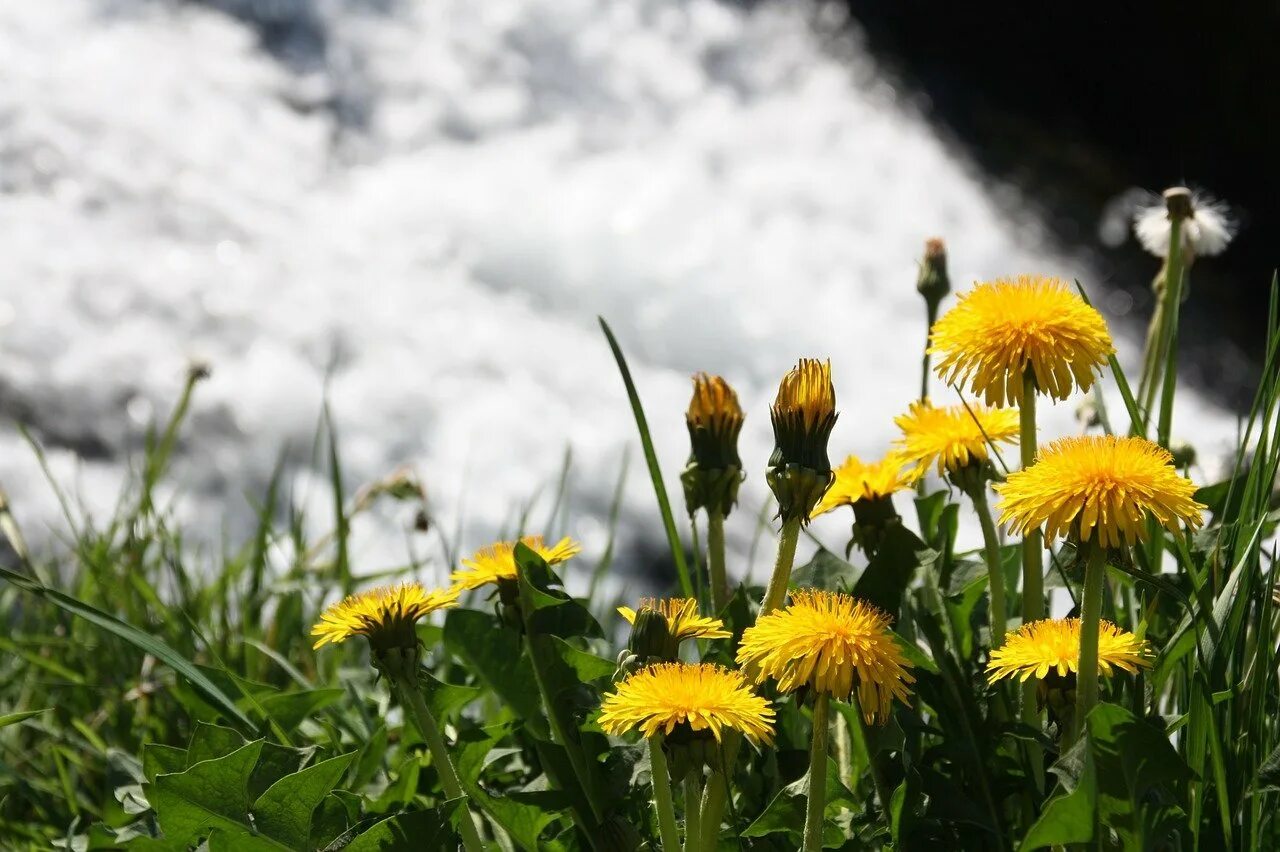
(737, 589), (914, 723)
(812, 453), (918, 518)
(987, 618), (1151, 684)
(598, 662), (775, 745)
(996, 435), (1205, 549)
(311, 582), (460, 651)
(768, 359), (838, 523)
(894, 400), (1019, 478)
(1134, 187), (1235, 260)
(450, 535), (582, 591)
(929, 276), (1114, 406)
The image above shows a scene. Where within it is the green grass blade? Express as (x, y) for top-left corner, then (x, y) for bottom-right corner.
(1075, 281), (1144, 436)
(0, 566), (257, 731)
(598, 317), (693, 598)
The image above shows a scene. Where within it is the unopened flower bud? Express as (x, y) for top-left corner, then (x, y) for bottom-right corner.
(916, 237), (951, 310)
(767, 359), (837, 524)
(627, 608), (677, 663)
(682, 373), (746, 517)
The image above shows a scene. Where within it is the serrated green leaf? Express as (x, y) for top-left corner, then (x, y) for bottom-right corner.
(150, 740), (273, 847)
(143, 744), (187, 784)
(258, 688), (344, 731)
(790, 549), (857, 591)
(421, 671), (482, 724)
(551, 637), (616, 684)
(186, 722), (248, 767)
(344, 802), (461, 852)
(443, 608), (541, 720)
(253, 752), (355, 848)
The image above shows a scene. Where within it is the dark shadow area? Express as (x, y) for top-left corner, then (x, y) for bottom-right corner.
(847, 1), (1278, 410)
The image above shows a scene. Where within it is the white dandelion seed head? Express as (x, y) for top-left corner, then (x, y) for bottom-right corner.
(1133, 190), (1236, 259)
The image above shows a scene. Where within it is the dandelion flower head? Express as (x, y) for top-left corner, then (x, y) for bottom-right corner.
(737, 589), (914, 723)
(929, 276), (1114, 406)
(450, 535), (582, 591)
(312, 582), (459, 650)
(987, 618), (1151, 684)
(598, 662), (775, 745)
(996, 435), (1204, 548)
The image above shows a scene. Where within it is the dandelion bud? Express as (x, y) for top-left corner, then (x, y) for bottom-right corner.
(620, 598), (729, 664)
(627, 608), (676, 663)
(681, 373), (746, 517)
(767, 359), (837, 524)
(916, 237), (951, 310)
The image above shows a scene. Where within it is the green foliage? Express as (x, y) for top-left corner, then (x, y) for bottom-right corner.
(0, 280), (1276, 851)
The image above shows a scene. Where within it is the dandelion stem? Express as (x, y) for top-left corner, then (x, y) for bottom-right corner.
(1155, 214), (1185, 449)
(683, 775), (703, 852)
(1072, 545), (1107, 742)
(969, 486), (1007, 647)
(760, 517), (801, 616)
(647, 736), (681, 852)
(707, 509), (729, 614)
(802, 693), (831, 852)
(697, 771), (728, 852)
(393, 672), (486, 852)
(1018, 368), (1044, 792)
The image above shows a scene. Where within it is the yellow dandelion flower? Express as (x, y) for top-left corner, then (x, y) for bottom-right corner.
(986, 618), (1151, 683)
(811, 453), (919, 518)
(737, 589), (915, 723)
(929, 276), (1115, 406)
(893, 401), (1020, 478)
(598, 662), (775, 745)
(311, 582), (460, 650)
(450, 535), (582, 591)
(995, 435), (1205, 548)
(618, 598), (731, 642)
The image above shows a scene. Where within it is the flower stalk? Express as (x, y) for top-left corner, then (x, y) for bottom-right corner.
(391, 670), (486, 852)
(697, 771), (728, 852)
(647, 736), (681, 852)
(1071, 545), (1108, 742)
(801, 693), (831, 852)
(1018, 368), (1044, 786)
(707, 509), (729, 614)
(683, 776), (702, 852)
(968, 483), (1007, 647)
(760, 517), (800, 616)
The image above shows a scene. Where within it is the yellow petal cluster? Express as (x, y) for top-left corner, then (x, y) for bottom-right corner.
(737, 589), (914, 723)
(450, 535), (582, 591)
(893, 401), (1019, 477)
(929, 276), (1114, 406)
(598, 662), (775, 745)
(811, 453), (919, 518)
(986, 618), (1151, 683)
(996, 435), (1205, 548)
(311, 583), (459, 649)
(618, 598), (730, 642)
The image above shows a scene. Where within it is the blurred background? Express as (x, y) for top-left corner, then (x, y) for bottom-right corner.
(0, 0), (1272, 591)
